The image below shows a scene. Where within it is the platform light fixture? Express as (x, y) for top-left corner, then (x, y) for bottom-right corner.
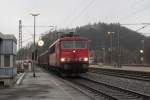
(140, 49), (143, 53)
(38, 40), (44, 47)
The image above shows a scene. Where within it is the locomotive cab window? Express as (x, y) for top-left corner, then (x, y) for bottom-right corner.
(61, 41), (87, 49)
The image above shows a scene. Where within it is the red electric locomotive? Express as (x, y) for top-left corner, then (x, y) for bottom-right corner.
(38, 33), (90, 76)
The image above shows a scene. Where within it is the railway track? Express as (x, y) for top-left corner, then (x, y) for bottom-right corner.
(70, 75), (150, 100)
(44, 68), (105, 100)
(89, 68), (150, 82)
(43, 67), (150, 100)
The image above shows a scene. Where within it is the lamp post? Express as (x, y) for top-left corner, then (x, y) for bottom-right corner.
(140, 49), (144, 64)
(141, 40), (144, 64)
(114, 24), (121, 67)
(107, 32), (115, 64)
(30, 13), (40, 77)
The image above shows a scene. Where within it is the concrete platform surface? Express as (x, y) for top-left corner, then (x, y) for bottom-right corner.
(90, 65), (150, 73)
(0, 68), (91, 100)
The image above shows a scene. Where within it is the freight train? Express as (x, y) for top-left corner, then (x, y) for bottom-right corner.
(38, 33), (90, 76)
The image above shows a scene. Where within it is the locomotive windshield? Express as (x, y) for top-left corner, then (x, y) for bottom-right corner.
(61, 41), (87, 49)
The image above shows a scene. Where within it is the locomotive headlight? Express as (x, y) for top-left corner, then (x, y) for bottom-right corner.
(84, 57), (88, 61)
(73, 50), (76, 53)
(61, 58), (65, 62)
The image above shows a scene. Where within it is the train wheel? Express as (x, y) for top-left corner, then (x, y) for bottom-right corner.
(60, 72), (67, 78)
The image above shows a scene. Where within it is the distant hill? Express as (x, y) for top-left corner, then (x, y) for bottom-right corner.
(75, 23), (144, 51)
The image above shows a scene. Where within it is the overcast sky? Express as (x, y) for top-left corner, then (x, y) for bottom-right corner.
(0, 0), (150, 46)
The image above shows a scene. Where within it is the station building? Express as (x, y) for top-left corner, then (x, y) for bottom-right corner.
(0, 32), (17, 86)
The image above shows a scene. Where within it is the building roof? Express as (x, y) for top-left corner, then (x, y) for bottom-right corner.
(0, 32), (17, 43)
(0, 32), (4, 39)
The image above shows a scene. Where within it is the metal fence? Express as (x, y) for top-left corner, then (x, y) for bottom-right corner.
(0, 67), (17, 78)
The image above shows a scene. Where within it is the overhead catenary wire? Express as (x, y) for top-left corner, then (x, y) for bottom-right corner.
(21, 31), (51, 44)
(21, 24), (55, 45)
(22, 37), (33, 43)
(120, 23), (150, 33)
(22, 25), (55, 28)
(65, 0), (96, 28)
(63, 0), (149, 36)
(119, 4), (150, 22)
(58, 0), (86, 27)
(97, 0), (149, 25)
(102, 0), (144, 21)
(136, 25), (149, 31)
(121, 23), (144, 25)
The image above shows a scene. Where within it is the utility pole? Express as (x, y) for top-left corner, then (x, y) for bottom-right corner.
(19, 20), (22, 50)
(102, 48), (106, 64)
(117, 24), (121, 67)
(107, 32), (115, 64)
(19, 20), (23, 69)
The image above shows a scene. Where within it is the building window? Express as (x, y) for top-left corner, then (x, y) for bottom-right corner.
(4, 55), (10, 67)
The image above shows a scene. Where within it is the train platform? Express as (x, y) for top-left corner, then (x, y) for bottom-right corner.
(0, 67), (91, 100)
(89, 64), (150, 73)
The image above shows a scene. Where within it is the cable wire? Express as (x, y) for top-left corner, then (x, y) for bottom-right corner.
(136, 24), (150, 31)
(65, 0), (96, 27)
(120, 4), (150, 21)
(58, 0), (86, 27)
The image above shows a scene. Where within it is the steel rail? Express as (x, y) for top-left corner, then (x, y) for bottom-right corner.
(76, 76), (150, 100)
(89, 68), (150, 82)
